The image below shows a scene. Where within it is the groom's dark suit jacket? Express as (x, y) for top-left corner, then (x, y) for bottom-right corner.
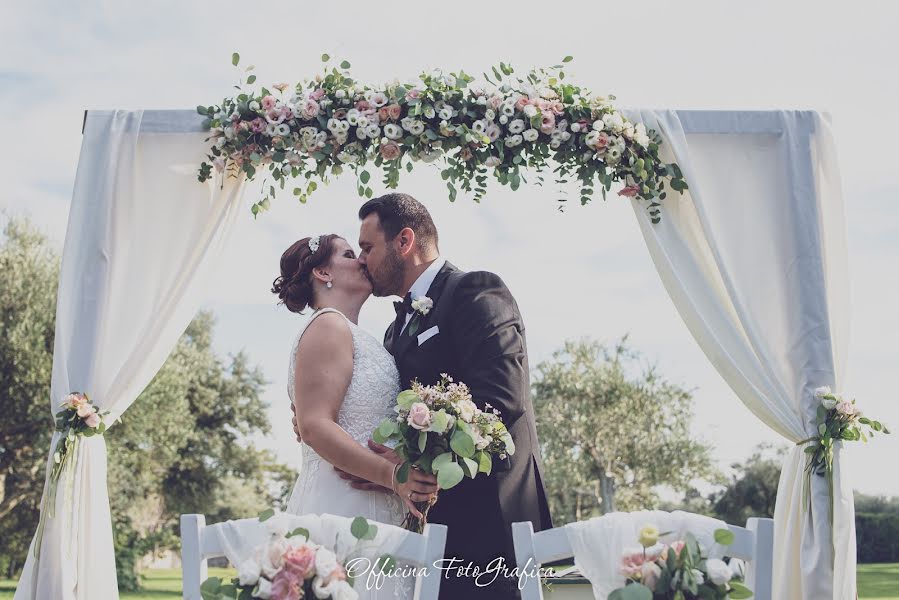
(385, 261), (552, 600)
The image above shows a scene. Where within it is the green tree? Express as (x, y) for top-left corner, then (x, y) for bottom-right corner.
(0, 216), (59, 578)
(710, 444), (784, 525)
(0, 215), (292, 588)
(533, 337), (717, 524)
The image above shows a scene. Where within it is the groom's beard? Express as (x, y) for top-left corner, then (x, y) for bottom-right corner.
(367, 247), (405, 297)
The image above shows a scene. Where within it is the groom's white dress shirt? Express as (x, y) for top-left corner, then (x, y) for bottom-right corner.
(401, 256), (446, 333)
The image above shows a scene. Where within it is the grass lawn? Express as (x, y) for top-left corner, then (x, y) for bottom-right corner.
(0, 564), (895, 598)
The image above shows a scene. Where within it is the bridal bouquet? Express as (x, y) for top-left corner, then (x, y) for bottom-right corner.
(200, 510), (378, 600)
(609, 526), (752, 600)
(372, 374), (515, 532)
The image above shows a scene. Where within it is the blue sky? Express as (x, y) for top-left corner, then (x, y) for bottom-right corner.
(2, 0), (898, 497)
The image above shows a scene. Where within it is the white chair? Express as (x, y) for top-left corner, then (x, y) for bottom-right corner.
(181, 514), (448, 600)
(512, 517), (774, 600)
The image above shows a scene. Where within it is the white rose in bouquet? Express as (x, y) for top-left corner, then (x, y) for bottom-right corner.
(253, 577), (273, 599)
(237, 558), (261, 586)
(457, 399), (477, 423)
(814, 386), (832, 398)
(314, 546), (340, 579)
(706, 558), (732, 585)
(522, 129), (539, 142)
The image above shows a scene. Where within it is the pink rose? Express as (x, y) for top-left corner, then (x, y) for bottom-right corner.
(262, 95), (277, 111)
(64, 392), (87, 409)
(488, 95), (503, 110)
(301, 100), (320, 120)
(76, 403), (94, 418)
(311, 88), (326, 100)
(380, 141), (401, 161)
(84, 412), (101, 428)
(270, 569), (302, 600)
(551, 101), (565, 115)
(596, 132), (611, 148)
(618, 185), (640, 198)
(387, 103), (402, 121)
(836, 399), (857, 416)
(283, 545), (316, 579)
(333, 109), (347, 120)
(250, 118), (266, 133)
(670, 541), (685, 556)
(355, 100), (372, 112)
(515, 96), (530, 111)
(539, 113), (556, 134)
(407, 402), (432, 430)
(405, 89), (422, 101)
(378, 107), (391, 123)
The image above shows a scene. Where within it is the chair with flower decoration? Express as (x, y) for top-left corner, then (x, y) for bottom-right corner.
(181, 513), (448, 600)
(512, 516), (773, 600)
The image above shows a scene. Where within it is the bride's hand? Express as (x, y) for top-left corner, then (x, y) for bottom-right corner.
(393, 465), (439, 519)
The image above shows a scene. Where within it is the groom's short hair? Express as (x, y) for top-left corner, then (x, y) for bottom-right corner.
(359, 193), (439, 251)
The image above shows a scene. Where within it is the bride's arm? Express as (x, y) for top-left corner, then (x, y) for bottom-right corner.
(293, 313), (437, 513)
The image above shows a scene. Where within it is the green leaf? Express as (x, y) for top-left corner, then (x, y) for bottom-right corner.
(714, 528), (735, 546)
(728, 581), (754, 599)
(450, 430), (475, 458)
(612, 583), (652, 600)
(460, 456), (479, 478)
(430, 410), (449, 434)
(476, 451), (492, 475)
(340, 60), (351, 69)
(257, 508), (275, 522)
(418, 431), (428, 453)
(231, 52), (240, 66)
(321, 53), (330, 62)
(396, 461), (411, 484)
(563, 55), (574, 63)
(200, 577), (222, 600)
(360, 170), (371, 184)
(287, 527), (309, 540)
(397, 390), (418, 410)
(432, 452), (454, 472)
(351, 516), (370, 539)
(437, 461), (465, 489)
(246, 75), (256, 85)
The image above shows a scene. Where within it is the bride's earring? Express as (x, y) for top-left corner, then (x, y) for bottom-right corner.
(326, 281), (333, 289)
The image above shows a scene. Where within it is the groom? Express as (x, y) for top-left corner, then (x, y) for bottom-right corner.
(350, 192), (552, 599)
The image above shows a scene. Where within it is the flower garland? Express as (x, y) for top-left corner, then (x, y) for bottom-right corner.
(34, 392), (110, 557)
(198, 53), (688, 223)
(800, 386), (890, 525)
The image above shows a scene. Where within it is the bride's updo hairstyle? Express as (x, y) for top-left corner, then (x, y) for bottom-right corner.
(271, 234), (341, 314)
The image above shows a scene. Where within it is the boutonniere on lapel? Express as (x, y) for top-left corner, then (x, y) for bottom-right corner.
(406, 296), (434, 337)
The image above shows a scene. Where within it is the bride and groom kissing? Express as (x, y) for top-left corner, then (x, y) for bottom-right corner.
(272, 192), (552, 599)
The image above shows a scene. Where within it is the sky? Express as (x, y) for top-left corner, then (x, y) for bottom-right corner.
(1, 0), (898, 497)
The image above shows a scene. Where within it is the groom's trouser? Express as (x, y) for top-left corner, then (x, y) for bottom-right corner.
(428, 474), (522, 600)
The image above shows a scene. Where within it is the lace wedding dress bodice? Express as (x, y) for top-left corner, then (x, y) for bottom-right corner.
(284, 308), (409, 599)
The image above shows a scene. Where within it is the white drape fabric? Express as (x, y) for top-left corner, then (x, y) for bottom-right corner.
(564, 510), (728, 600)
(15, 110), (246, 600)
(623, 109), (851, 599)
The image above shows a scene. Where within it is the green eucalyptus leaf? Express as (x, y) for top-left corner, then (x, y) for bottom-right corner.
(437, 461), (464, 489)
(231, 53), (240, 66)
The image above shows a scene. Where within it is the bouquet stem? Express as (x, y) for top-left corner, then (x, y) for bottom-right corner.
(402, 495), (438, 533)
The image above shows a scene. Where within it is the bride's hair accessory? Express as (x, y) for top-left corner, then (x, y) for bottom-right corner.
(308, 235), (321, 254)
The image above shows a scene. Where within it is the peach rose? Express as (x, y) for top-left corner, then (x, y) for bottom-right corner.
(387, 103), (402, 120)
(407, 402), (432, 430)
(380, 141), (401, 161)
(84, 412), (101, 428)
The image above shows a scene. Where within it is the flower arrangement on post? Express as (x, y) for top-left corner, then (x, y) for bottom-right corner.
(198, 53), (688, 223)
(609, 525), (752, 600)
(800, 386), (890, 523)
(371, 374), (515, 533)
(201, 510), (388, 600)
(34, 392), (110, 556)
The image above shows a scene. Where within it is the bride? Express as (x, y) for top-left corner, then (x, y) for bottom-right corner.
(271, 233), (437, 570)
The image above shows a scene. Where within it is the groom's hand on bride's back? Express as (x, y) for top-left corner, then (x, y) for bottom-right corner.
(290, 403), (302, 443)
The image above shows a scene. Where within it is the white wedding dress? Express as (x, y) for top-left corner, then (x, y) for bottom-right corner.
(285, 307), (411, 599)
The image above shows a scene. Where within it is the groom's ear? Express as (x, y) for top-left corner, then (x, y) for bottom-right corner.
(396, 227), (417, 257)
